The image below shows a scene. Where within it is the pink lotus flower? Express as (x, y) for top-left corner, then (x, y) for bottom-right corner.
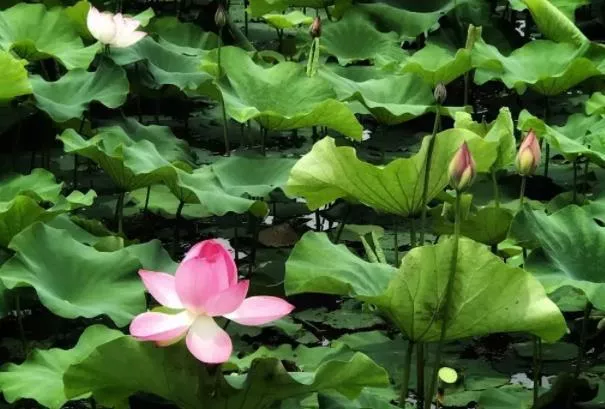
(516, 129), (541, 176)
(130, 239), (295, 363)
(86, 6), (146, 48)
(448, 141), (476, 192)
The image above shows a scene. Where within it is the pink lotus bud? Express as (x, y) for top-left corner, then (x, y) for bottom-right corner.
(448, 141), (476, 192)
(310, 16), (321, 38)
(516, 129), (541, 176)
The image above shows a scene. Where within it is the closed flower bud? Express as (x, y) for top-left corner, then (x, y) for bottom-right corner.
(448, 141), (476, 192)
(215, 4), (227, 29)
(310, 16), (321, 38)
(516, 129), (541, 176)
(434, 82), (447, 105)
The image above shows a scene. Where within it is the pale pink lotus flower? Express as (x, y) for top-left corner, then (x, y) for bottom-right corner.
(86, 6), (146, 48)
(516, 129), (541, 176)
(448, 141), (476, 192)
(129, 239), (295, 363)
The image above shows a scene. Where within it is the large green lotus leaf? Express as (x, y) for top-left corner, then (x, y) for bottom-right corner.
(166, 167), (268, 217)
(148, 16), (218, 55)
(31, 60), (129, 122)
(514, 205), (605, 311)
(319, 66), (466, 125)
(517, 109), (605, 166)
(586, 92), (605, 116)
(0, 168), (62, 202)
(0, 3), (100, 69)
(211, 155), (297, 197)
(285, 132), (497, 217)
(432, 206), (514, 245)
(454, 107), (515, 170)
(399, 42), (472, 86)
(321, 10), (404, 66)
(130, 185), (212, 219)
(247, 0), (329, 17)
(0, 50), (31, 101)
(0, 223), (166, 326)
(263, 11), (313, 29)
(472, 38), (599, 96)
(0, 325), (124, 409)
(58, 118), (192, 191)
(213, 46), (362, 139)
(285, 232), (397, 297)
(509, 0), (587, 21)
(64, 335), (389, 409)
(286, 233), (566, 342)
(110, 36), (213, 92)
(521, 0), (588, 45)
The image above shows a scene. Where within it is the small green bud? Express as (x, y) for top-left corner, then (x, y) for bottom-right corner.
(434, 82), (447, 104)
(215, 4), (227, 29)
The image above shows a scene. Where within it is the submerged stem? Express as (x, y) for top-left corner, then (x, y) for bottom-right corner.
(419, 109), (442, 245)
(425, 193), (462, 409)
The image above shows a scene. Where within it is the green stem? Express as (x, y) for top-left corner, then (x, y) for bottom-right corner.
(425, 193), (462, 409)
(315, 209), (321, 232)
(491, 170), (500, 209)
(572, 158), (578, 204)
(519, 176), (527, 209)
(144, 186), (151, 213)
(261, 127), (267, 156)
(543, 97), (550, 178)
(217, 29), (230, 156)
(247, 215), (260, 276)
(115, 192), (126, 235)
(399, 341), (415, 407)
(567, 302), (593, 408)
(334, 204), (351, 244)
(416, 343), (425, 408)
(394, 218), (399, 267)
(410, 217), (417, 248)
(172, 200), (185, 257)
(463, 72), (470, 106)
(419, 109), (442, 246)
(532, 336), (543, 405)
(15, 294), (28, 356)
(244, 0), (249, 36)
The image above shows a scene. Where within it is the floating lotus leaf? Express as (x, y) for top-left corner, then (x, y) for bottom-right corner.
(58, 118), (192, 191)
(321, 10), (404, 66)
(0, 223), (173, 326)
(286, 232), (567, 343)
(0, 3), (100, 69)
(517, 109), (605, 166)
(319, 66), (466, 125)
(110, 36), (213, 92)
(512, 205), (605, 311)
(247, 0), (329, 17)
(520, 0), (588, 45)
(148, 16), (218, 55)
(0, 50), (31, 101)
(263, 11), (313, 29)
(64, 335), (388, 409)
(398, 42), (472, 86)
(472, 37), (600, 96)
(31, 60), (129, 122)
(0, 325), (124, 409)
(209, 46), (362, 139)
(0, 168), (96, 247)
(285, 132), (497, 217)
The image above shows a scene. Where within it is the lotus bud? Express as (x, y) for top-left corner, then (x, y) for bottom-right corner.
(434, 82), (447, 105)
(516, 129), (541, 176)
(310, 16), (321, 38)
(448, 141), (476, 192)
(215, 4), (227, 29)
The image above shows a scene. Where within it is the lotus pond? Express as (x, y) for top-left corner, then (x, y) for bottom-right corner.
(0, 0), (604, 408)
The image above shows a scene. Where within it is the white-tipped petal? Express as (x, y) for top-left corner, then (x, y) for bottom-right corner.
(87, 6), (116, 45)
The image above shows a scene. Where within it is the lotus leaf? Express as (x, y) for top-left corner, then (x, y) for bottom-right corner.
(148, 16), (218, 55)
(0, 3), (100, 69)
(513, 205), (605, 311)
(320, 10), (404, 66)
(432, 206), (514, 245)
(286, 232), (567, 343)
(472, 37), (600, 95)
(517, 109), (605, 166)
(285, 132), (497, 217)
(0, 223), (174, 326)
(64, 335), (389, 409)
(0, 168), (96, 247)
(585, 92), (605, 116)
(0, 325), (124, 409)
(31, 60), (129, 122)
(210, 46), (362, 139)
(247, 0), (330, 17)
(263, 11), (313, 29)
(398, 42), (472, 86)
(520, 0), (588, 45)
(58, 118), (192, 191)
(319, 66), (466, 125)
(130, 185), (212, 219)
(0, 50), (30, 101)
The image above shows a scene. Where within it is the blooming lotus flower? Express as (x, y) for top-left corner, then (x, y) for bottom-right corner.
(448, 141), (476, 192)
(516, 129), (541, 176)
(87, 6), (146, 48)
(130, 239), (295, 363)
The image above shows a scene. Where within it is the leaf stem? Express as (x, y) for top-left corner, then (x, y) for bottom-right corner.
(491, 170), (500, 209)
(425, 192), (461, 409)
(572, 158), (578, 204)
(519, 176), (527, 209)
(416, 343), (425, 408)
(334, 203), (351, 244)
(532, 336), (543, 404)
(410, 217), (417, 248)
(115, 192), (126, 235)
(567, 302), (593, 408)
(217, 28), (230, 156)
(419, 109), (441, 245)
(15, 294), (28, 356)
(399, 341), (414, 407)
(394, 217), (399, 267)
(543, 96), (550, 178)
(173, 200), (185, 258)
(144, 186), (151, 213)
